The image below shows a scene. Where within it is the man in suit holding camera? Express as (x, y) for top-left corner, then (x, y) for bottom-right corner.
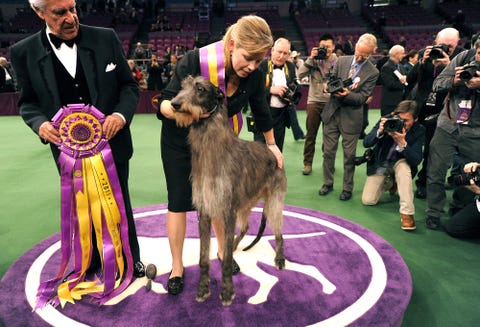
(360, 100), (425, 230)
(320, 33), (379, 201)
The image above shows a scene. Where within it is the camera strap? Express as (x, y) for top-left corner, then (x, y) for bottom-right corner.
(266, 60), (290, 87)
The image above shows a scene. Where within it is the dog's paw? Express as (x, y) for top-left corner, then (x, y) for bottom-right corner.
(196, 290), (211, 303)
(275, 258), (286, 270)
(221, 293), (236, 306)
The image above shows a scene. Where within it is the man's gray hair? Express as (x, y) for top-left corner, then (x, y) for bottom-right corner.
(357, 33), (378, 49)
(273, 37), (291, 49)
(436, 27), (460, 42)
(389, 45), (405, 57)
(474, 39), (480, 49)
(29, 0), (47, 12)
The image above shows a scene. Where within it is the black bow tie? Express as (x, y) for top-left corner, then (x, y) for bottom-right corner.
(273, 64), (283, 70)
(49, 33), (78, 49)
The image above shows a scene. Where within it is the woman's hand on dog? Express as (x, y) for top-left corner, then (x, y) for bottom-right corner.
(268, 144), (284, 169)
(160, 100), (176, 119)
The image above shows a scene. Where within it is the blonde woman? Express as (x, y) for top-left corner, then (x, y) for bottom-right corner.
(157, 15), (283, 295)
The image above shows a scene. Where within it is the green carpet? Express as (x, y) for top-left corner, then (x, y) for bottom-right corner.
(1, 110), (480, 326)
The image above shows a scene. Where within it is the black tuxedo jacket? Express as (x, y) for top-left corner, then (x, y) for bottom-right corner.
(10, 25), (139, 163)
(380, 59), (406, 108)
(258, 59), (298, 107)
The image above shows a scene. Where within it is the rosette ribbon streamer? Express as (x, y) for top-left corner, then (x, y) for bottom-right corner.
(35, 104), (133, 309)
(199, 41), (243, 134)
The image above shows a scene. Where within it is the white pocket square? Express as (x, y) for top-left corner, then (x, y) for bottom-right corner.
(105, 63), (116, 72)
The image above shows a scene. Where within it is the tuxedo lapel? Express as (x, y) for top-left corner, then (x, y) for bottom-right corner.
(78, 46), (98, 105)
(36, 36), (62, 112)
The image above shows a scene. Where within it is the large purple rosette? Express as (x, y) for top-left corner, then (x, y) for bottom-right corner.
(35, 104), (133, 309)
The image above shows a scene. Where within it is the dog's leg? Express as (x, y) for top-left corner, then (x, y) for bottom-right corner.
(274, 233), (285, 270)
(220, 213), (236, 306)
(264, 194), (286, 270)
(196, 213), (212, 303)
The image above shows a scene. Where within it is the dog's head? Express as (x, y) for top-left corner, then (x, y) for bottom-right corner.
(170, 75), (224, 127)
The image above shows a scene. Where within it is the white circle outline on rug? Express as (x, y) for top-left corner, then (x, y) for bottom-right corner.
(25, 207), (388, 326)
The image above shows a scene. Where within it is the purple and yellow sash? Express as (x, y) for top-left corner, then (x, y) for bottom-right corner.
(35, 104), (133, 309)
(199, 41), (243, 134)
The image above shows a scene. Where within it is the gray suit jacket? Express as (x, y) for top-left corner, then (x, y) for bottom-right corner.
(10, 25), (139, 162)
(322, 55), (379, 134)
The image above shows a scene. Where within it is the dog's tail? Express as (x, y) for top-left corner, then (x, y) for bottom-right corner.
(242, 213), (267, 251)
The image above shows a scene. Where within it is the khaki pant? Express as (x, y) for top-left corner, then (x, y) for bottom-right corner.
(361, 159), (415, 215)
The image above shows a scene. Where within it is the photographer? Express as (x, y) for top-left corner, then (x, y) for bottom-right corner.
(255, 37), (299, 151)
(320, 33), (379, 201)
(406, 27), (464, 199)
(361, 100), (425, 230)
(297, 33), (337, 175)
(425, 39), (480, 230)
(444, 162), (480, 238)
(147, 53), (164, 91)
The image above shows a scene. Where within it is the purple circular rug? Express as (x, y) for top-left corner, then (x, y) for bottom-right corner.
(0, 204), (411, 326)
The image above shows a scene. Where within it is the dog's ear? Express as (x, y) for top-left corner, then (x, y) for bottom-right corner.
(216, 87), (225, 102)
(182, 75), (194, 87)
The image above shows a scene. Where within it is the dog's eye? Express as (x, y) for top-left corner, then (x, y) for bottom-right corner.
(196, 85), (205, 92)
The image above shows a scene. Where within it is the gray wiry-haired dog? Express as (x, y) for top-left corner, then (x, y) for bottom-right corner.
(170, 75), (287, 306)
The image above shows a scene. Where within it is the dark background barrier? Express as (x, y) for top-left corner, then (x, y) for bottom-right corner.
(0, 86), (383, 116)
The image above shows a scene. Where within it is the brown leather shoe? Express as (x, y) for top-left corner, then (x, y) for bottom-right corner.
(302, 165), (312, 175)
(400, 214), (416, 231)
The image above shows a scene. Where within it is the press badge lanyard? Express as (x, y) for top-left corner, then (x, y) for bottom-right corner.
(199, 41), (243, 134)
(446, 90), (476, 124)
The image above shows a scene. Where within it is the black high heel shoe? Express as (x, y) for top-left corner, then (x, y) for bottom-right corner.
(217, 254), (241, 275)
(167, 269), (184, 295)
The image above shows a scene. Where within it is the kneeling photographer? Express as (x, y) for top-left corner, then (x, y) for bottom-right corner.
(359, 100), (425, 231)
(444, 162), (480, 238)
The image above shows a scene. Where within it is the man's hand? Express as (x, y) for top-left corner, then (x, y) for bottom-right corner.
(462, 162), (480, 194)
(389, 128), (407, 148)
(465, 71), (480, 90)
(377, 117), (388, 135)
(103, 114), (125, 140)
(271, 85), (288, 97)
(332, 87), (349, 98)
(39, 121), (61, 144)
(432, 49), (450, 68)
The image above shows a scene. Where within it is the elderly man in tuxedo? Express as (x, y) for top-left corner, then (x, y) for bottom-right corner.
(255, 37), (300, 151)
(10, 0), (145, 277)
(320, 33), (379, 201)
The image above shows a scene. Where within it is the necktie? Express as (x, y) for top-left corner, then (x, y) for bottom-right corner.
(348, 63), (358, 78)
(49, 33), (77, 49)
(273, 64), (283, 70)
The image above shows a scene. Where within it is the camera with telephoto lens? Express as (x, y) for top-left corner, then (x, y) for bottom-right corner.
(327, 76), (353, 94)
(384, 115), (405, 133)
(451, 169), (480, 187)
(354, 148), (374, 166)
(429, 44), (449, 60)
(459, 62), (480, 81)
(281, 82), (301, 104)
(314, 46), (328, 60)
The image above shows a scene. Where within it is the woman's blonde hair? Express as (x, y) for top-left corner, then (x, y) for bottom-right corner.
(223, 15), (273, 71)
